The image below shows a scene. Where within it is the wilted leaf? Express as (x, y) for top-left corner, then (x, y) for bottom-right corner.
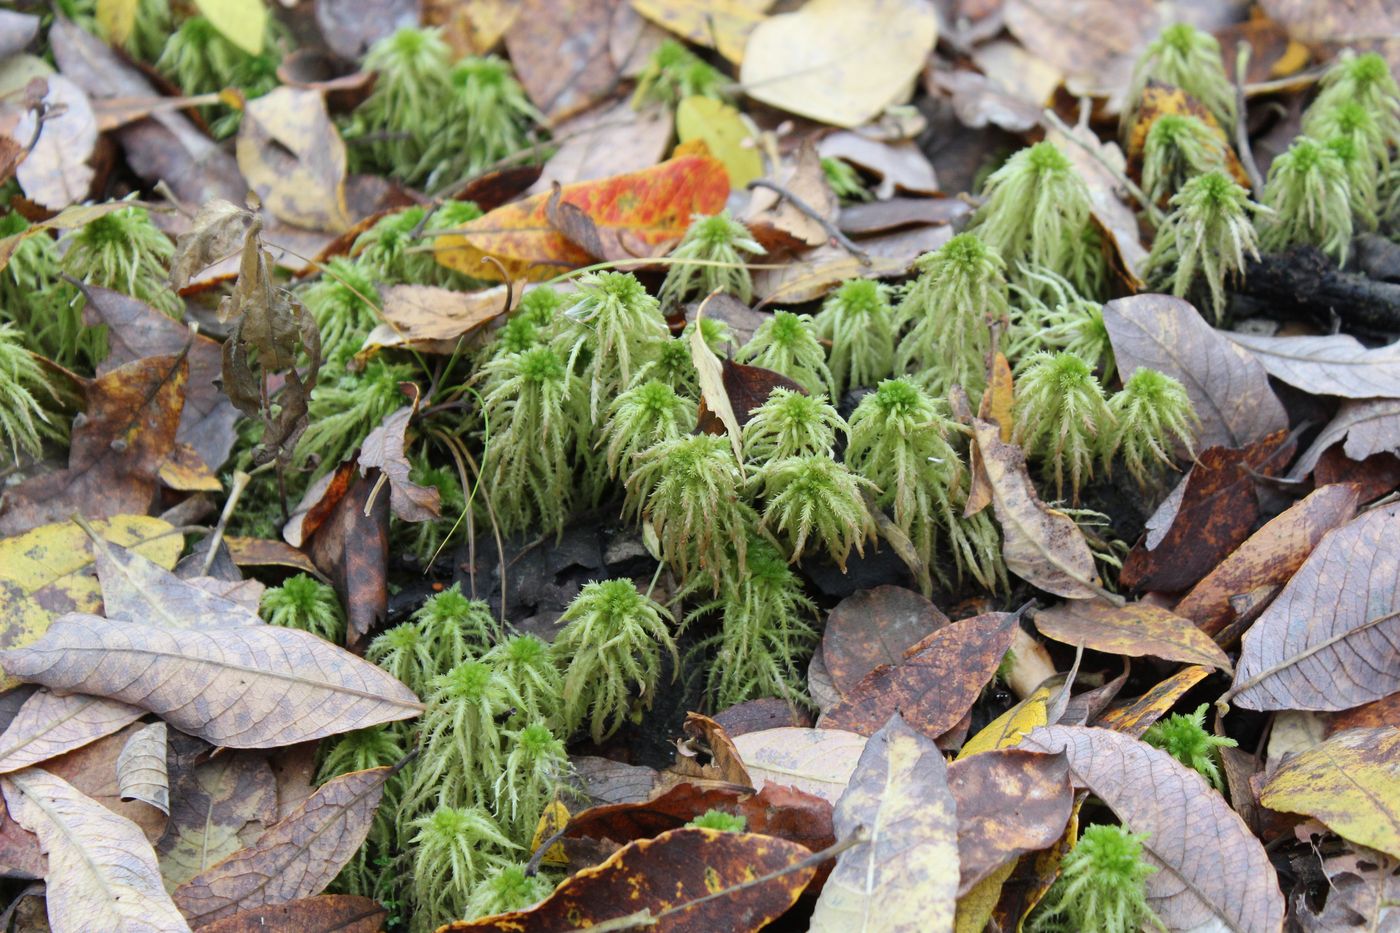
(503, 0), (620, 120)
(667, 713), (752, 789)
(365, 283), (514, 357)
(1227, 503), (1400, 712)
(0, 689), (142, 775)
(731, 727), (867, 804)
(194, 0), (267, 55)
(958, 683), (1055, 758)
(1175, 483), (1360, 636)
(690, 307), (744, 464)
(172, 766), (390, 923)
(158, 741), (278, 891)
(947, 749), (1072, 896)
(754, 224), (952, 305)
(3, 767), (190, 932)
(14, 74), (96, 210)
(1096, 665), (1211, 738)
(823, 610), (1019, 741)
(1003, 0), (1156, 111)
(530, 99), (673, 193)
(1102, 294), (1288, 450)
(0, 613), (422, 747)
(740, 0), (937, 129)
(1295, 847), (1400, 933)
(1033, 599), (1231, 671)
(810, 713), (958, 933)
(970, 420), (1107, 600)
(170, 199), (254, 291)
(237, 88), (353, 233)
(1261, 728), (1400, 859)
(1291, 398), (1400, 480)
(1023, 725), (1285, 932)
(358, 402), (441, 524)
(1226, 332), (1400, 399)
(225, 537), (323, 578)
(442, 827), (816, 931)
(195, 895), (386, 933)
(434, 154), (729, 283)
(632, 0), (770, 62)
(571, 756), (661, 808)
(822, 585), (947, 696)
(1045, 120), (1148, 286)
(116, 721), (168, 814)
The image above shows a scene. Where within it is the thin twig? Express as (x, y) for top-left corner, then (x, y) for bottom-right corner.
(746, 179), (871, 264)
(1234, 42), (1266, 200)
(1041, 109), (1163, 227)
(200, 470), (252, 576)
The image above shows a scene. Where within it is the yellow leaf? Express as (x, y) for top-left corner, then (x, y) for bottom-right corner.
(193, 0), (267, 55)
(957, 684), (1052, 759)
(631, 0), (772, 63)
(954, 858), (1015, 933)
(676, 97), (763, 188)
(690, 301), (744, 468)
(979, 351), (1014, 442)
(0, 516), (182, 689)
(96, 0), (139, 47)
(531, 800), (571, 868)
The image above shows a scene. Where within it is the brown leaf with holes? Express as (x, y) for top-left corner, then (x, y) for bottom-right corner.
(1174, 483), (1360, 636)
(1024, 725), (1285, 931)
(1096, 665), (1211, 738)
(173, 767), (391, 923)
(442, 827), (816, 931)
(0, 354), (187, 536)
(823, 610), (1018, 741)
(1120, 430), (1296, 594)
(947, 749), (1072, 896)
(1227, 503), (1400, 712)
(358, 399), (441, 524)
(195, 895), (386, 933)
(504, 0), (621, 121)
(821, 585), (948, 696)
(1032, 599), (1232, 671)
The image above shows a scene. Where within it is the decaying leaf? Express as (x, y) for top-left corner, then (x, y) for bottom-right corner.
(358, 400), (441, 524)
(1032, 599), (1231, 671)
(0, 689), (142, 776)
(810, 713), (958, 933)
(631, 0), (770, 62)
(1228, 503), (1400, 712)
(744, 142), (837, 251)
(365, 283), (515, 357)
(1024, 725), (1286, 931)
(1227, 332), (1400, 400)
(302, 461), (392, 646)
(1097, 665), (1212, 738)
(821, 585), (947, 696)
(690, 304), (745, 465)
(817, 132), (939, 201)
(173, 766), (391, 923)
(731, 727), (867, 805)
(958, 683), (1056, 758)
(503, 0), (620, 120)
(3, 767), (190, 932)
(116, 721), (168, 815)
(753, 224), (952, 305)
(1291, 398), (1400, 480)
(194, 895), (386, 933)
(1003, 0), (1156, 111)
(529, 98), (674, 193)
(14, 74), (96, 210)
(0, 612), (422, 747)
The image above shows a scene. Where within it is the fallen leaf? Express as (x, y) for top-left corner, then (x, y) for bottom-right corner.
(740, 0), (937, 129)
(713, 698), (811, 736)
(932, 68), (1043, 134)
(631, 0), (771, 62)
(1024, 725), (1285, 932)
(195, 895), (386, 933)
(441, 827), (816, 931)
(1045, 120), (1148, 287)
(753, 223), (952, 305)
(0, 612), (423, 747)
(1003, 0), (1157, 112)
(1227, 503), (1400, 712)
(195, 0), (267, 55)
(816, 132), (939, 200)
(433, 154), (729, 283)
(1032, 599), (1232, 671)
(364, 283), (514, 357)
(3, 767), (190, 932)
(731, 727), (867, 804)
(666, 713), (752, 789)
(690, 306), (745, 464)
(1295, 847), (1400, 933)
(1226, 332), (1400, 399)
(696, 359), (805, 436)
(0, 689), (142, 775)
(423, 0), (519, 57)
(529, 99), (674, 194)
(1174, 483), (1361, 636)
(1096, 665), (1212, 738)
(1290, 398), (1400, 480)
(821, 585), (948, 696)
(116, 721), (168, 815)
(1102, 294), (1288, 450)
(224, 537), (323, 578)
(677, 96), (762, 189)
(571, 756), (661, 807)
(957, 683), (1055, 758)
(745, 142), (836, 251)
(0, 201), (155, 275)
(947, 749), (1072, 895)
(1328, 693), (1400, 735)
(0, 354), (186, 536)
(1120, 430), (1296, 594)
(1259, 0), (1400, 46)
(809, 713), (958, 933)
(237, 88), (353, 234)
(14, 74), (96, 210)
(0, 11), (39, 57)
(504, 0), (621, 121)
(837, 197), (970, 236)
(304, 462), (392, 646)
(970, 420), (1107, 600)
(358, 401), (441, 524)
(823, 610), (1019, 741)
(172, 766), (391, 923)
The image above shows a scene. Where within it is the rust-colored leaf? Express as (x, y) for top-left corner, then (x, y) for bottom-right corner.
(666, 713), (752, 789)
(1174, 483), (1361, 636)
(173, 767), (391, 923)
(358, 400), (441, 524)
(1120, 430), (1296, 594)
(731, 727), (867, 805)
(442, 827), (816, 932)
(947, 749), (1072, 896)
(823, 610), (1018, 741)
(1096, 665), (1212, 738)
(1328, 692), (1400, 735)
(810, 713), (958, 932)
(1032, 599), (1231, 671)
(305, 462), (391, 646)
(696, 359), (806, 436)
(194, 895), (386, 933)
(0, 613), (422, 747)
(1024, 725), (1285, 932)
(821, 586), (948, 696)
(1227, 502), (1400, 712)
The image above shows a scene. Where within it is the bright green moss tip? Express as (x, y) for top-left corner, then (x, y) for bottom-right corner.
(1033, 824), (1165, 933)
(1143, 703), (1237, 789)
(687, 810), (747, 832)
(260, 574), (345, 644)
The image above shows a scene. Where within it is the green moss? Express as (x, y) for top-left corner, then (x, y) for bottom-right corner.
(1145, 171), (1263, 322)
(1303, 99), (1390, 175)
(317, 724), (405, 897)
(59, 205), (180, 319)
(351, 27), (455, 183)
(1259, 137), (1354, 263)
(482, 634), (566, 731)
(399, 457), (466, 563)
(154, 15), (280, 137)
(1308, 51), (1400, 149)
(412, 585), (502, 664)
(632, 39), (729, 108)
(822, 157), (873, 201)
(260, 574), (345, 643)
(1104, 368), (1198, 487)
(0, 323), (58, 465)
(735, 311), (834, 396)
(1326, 134), (1381, 229)
(351, 208), (440, 285)
(1125, 23), (1235, 131)
(1013, 352), (1114, 501)
(0, 209), (86, 369)
(687, 810), (747, 832)
(1007, 265), (1114, 379)
(813, 279), (895, 395)
(555, 271), (669, 420)
(1143, 703), (1237, 789)
(755, 454), (876, 570)
(1032, 824), (1165, 933)
(629, 337), (701, 400)
(409, 806), (519, 929)
(742, 388), (844, 464)
(601, 380), (695, 478)
(493, 721), (568, 837)
(1140, 113), (1230, 205)
(660, 211), (765, 307)
(299, 257), (380, 363)
(413, 56), (540, 191)
(297, 359), (416, 474)
(464, 864), (555, 920)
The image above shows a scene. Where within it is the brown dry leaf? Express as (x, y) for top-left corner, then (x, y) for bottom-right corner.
(1096, 665), (1211, 738)
(690, 306), (744, 465)
(970, 420), (1107, 601)
(731, 727), (867, 805)
(0, 612), (422, 747)
(1227, 503), (1400, 712)
(0, 689), (142, 776)
(1259, 0), (1400, 46)
(837, 198), (969, 236)
(358, 401), (441, 524)
(196, 895), (386, 933)
(170, 199), (253, 291)
(713, 698), (810, 736)
(740, 0), (937, 129)
(504, 0), (621, 121)
(1227, 332), (1400, 400)
(631, 0), (771, 63)
(172, 766), (391, 923)
(1292, 399), (1400, 480)
(695, 359), (805, 435)
(423, 0), (519, 56)
(1175, 483), (1361, 636)
(1024, 725), (1286, 931)
(1003, 0), (1157, 112)
(1032, 599), (1232, 671)
(1120, 430), (1295, 594)
(754, 224), (952, 305)
(817, 132), (939, 201)
(14, 74), (96, 210)
(0, 354), (187, 537)
(224, 537), (323, 578)
(529, 99), (674, 193)
(1296, 847), (1400, 933)
(3, 767), (191, 932)
(236, 87), (353, 234)
(1328, 693), (1400, 735)
(116, 721), (168, 815)
(979, 352), (1014, 441)
(809, 713), (958, 933)
(823, 610), (1019, 741)
(932, 68), (1043, 134)
(822, 585), (948, 696)
(666, 712), (753, 789)
(365, 283), (515, 357)
(571, 756), (661, 808)
(1261, 728), (1400, 860)
(745, 142), (837, 251)
(1102, 294), (1288, 450)
(304, 462), (392, 646)
(947, 749), (1072, 896)
(1125, 83), (1250, 188)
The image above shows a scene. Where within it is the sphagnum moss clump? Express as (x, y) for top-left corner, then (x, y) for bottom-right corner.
(409, 806), (519, 929)
(553, 579), (679, 744)
(755, 454), (877, 570)
(1308, 50), (1400, 147)
(350, 207), (439, 285)
(660, 211), (765, 307)
(1007, 265), (1114, 378)
(1325, 134), (1381, 229)
(1139, 113), (1231, 205)
(1124, 23), (1235, 132)
(1031, 824), (1165, 933)
(1013, 351), (1115, 501)
(300, 257), (379, 363)
(260, 574), (345, 643)
(896, 233), (1009, 399)
(411, 585), (501, 668)
(600, 380), (695, 479)
(1304, 99), (1390, 175)
(1259, 136), (1354, 263)
(298, 359), (416, 474)
(741, 388), (845, 463)
(1143, 703), (1237, 789)
(483, 634), (565, 730)
(632, 39), (729, 108)
(59, 205), (180, 318)
(415, 56), (539, 190)
(352, 27), (454, 182)
(493, 721), (569, 837)
(813, 278), (895, 395)
(1104, 370), (1199, 487)
(736, 310), (834, 396)
(464, 864), (555, 920)
(0, 215), (85, 368)
(556, 271), (669, 419)
(367, 622), (438, 698)
(0, 324), (57, 465)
